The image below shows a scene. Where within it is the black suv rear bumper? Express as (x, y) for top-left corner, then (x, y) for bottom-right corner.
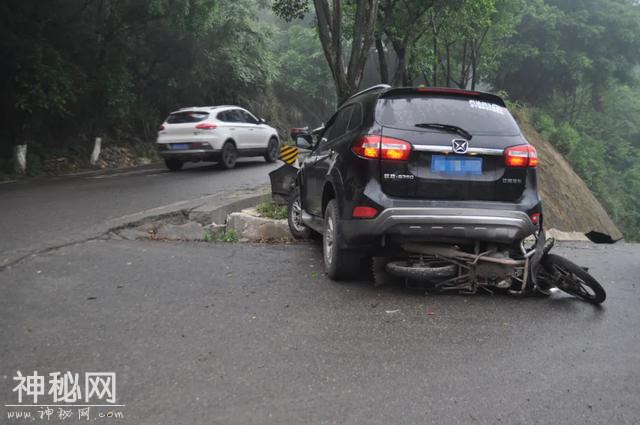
(339, 207), (537, 246)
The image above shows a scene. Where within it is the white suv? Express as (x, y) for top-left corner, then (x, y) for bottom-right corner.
(156, 106), (280, 170)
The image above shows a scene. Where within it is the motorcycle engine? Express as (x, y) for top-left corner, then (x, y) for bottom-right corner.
(476, 252), (514, 288)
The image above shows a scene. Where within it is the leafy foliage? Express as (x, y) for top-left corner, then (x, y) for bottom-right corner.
(272, 24), (336, 111)
(0, 0), (278, 153)
(273, 0), (310, 21)
(492, 0), (640, 240)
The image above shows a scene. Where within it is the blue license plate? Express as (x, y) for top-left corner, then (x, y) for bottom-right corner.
(171, 143), (189, 150)
(431, 155), (483, 175)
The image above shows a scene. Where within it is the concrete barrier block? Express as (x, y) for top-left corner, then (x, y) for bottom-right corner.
(227, 212), (292, 242)
(156, 222), (206, 241)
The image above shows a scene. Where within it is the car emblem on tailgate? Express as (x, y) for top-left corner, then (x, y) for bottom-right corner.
(452, 139), (469, 154)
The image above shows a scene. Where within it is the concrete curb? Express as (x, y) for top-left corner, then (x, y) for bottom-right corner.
(0, 185), (271, 270)
(227, 208), (293, 242)
(109, 186), (271, 231)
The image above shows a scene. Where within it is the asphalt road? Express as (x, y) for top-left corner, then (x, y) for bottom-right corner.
(0, 160), (278, 259)
(1, 239), (639, 424)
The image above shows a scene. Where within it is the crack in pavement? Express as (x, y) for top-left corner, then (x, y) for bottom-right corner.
(0, 185), (270, 272)
(0, 236), (104, 272)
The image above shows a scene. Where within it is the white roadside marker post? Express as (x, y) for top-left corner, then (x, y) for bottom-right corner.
(90, 137), (102, 165)
(14, 144), (27, 174)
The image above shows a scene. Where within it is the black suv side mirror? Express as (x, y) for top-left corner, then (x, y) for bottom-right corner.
(290, 125), (325, 150)
(295, 136), (314, 150)
(290, 127), (313, 150)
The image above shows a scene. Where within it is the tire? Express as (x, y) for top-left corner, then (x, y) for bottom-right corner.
(386, 259), (457, 282)
(540, 254), (606, 304)
(323, 200), (361, 280)
(219, 142), (237, 169)
(287, 188), (311, 239)
(164, 159), (183, 171)
(264, 138), (279, 163)
(371, 257), (396, 287)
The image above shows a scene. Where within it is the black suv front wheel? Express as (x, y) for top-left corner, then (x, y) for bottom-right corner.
(288, 188), (311, 239)
(323, 200), (361, 280)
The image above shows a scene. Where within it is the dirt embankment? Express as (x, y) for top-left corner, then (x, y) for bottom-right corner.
(519, 120), (622, 240)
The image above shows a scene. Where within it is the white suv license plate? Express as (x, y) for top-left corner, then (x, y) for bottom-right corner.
(171, 143), (189, 150)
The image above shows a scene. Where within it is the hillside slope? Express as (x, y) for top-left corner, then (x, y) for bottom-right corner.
(519, 119), (622, 240)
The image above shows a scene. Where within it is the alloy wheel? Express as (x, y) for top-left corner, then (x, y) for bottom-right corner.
(223, 143), (237, 168)
(269, 141), (278, 161)
(290, 198), (305, 232)
(324, 215), (334, 265)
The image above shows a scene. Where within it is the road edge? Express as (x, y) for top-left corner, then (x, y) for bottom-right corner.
(0, 185), (271, 271)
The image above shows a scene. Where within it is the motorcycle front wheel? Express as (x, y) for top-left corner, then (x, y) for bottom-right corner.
(540, 254), (606, 304)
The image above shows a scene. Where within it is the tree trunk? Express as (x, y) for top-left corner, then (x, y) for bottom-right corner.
(445, 43), (451, 87)
(375, 36), (389, 84)
(403, 67), (412, 86)
(392, 44), (406, 86)
(432, 35), (438, 86)
(313, 0), (380, 105)
(470, 48), (478, 90)
(469, 30), (488, 91)
(458, 41), (468, 89)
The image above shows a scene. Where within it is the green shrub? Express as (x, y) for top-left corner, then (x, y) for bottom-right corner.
(255, 201), (288, 220)
(217, 230), (238, 243)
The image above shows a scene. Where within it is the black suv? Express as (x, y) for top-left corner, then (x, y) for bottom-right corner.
(288, 85), (541, 279)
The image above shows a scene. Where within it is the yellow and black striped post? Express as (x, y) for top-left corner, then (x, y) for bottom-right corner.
(279, 145), (299, 165)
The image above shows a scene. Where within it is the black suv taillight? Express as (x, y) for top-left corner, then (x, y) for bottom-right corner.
(504, 144), (538, 168)
(352, 135), (412, 161)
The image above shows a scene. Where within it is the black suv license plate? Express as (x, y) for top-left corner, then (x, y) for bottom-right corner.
(431, 155), (482, 175)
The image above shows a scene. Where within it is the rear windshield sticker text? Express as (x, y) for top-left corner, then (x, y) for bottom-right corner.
(468, 100), (505, 115)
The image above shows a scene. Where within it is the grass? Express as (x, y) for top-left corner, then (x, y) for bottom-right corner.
(205, 229), (238, 243)
(255, 201), (288, 220)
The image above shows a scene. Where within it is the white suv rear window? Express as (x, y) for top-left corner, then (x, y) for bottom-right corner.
(166, 111), (209, 124)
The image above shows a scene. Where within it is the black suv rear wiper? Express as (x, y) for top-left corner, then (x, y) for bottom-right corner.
(414, 123), (472, 140)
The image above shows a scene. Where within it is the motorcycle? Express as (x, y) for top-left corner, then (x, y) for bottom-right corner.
(374, 231), (607, 304)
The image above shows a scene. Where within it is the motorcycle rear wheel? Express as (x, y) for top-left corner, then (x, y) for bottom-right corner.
(386, 259), (457, 282)
(540, 254), (606, 304)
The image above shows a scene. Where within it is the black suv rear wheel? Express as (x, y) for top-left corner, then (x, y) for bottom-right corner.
(323, 200), (361, 280)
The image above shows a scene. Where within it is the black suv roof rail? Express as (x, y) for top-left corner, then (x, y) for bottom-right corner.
(342, 84), (391, 105)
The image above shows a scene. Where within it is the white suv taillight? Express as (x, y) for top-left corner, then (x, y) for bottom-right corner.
(504, 145), (538, 168)
(352, 136), (412, 161)
(195, 123), (217, 130)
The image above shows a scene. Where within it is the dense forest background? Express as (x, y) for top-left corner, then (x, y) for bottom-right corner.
(1, 0), (639, 239)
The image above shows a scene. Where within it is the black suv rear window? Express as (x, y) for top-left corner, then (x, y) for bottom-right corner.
(166, 111), (209, 124)
(376, 95), (520, 136)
